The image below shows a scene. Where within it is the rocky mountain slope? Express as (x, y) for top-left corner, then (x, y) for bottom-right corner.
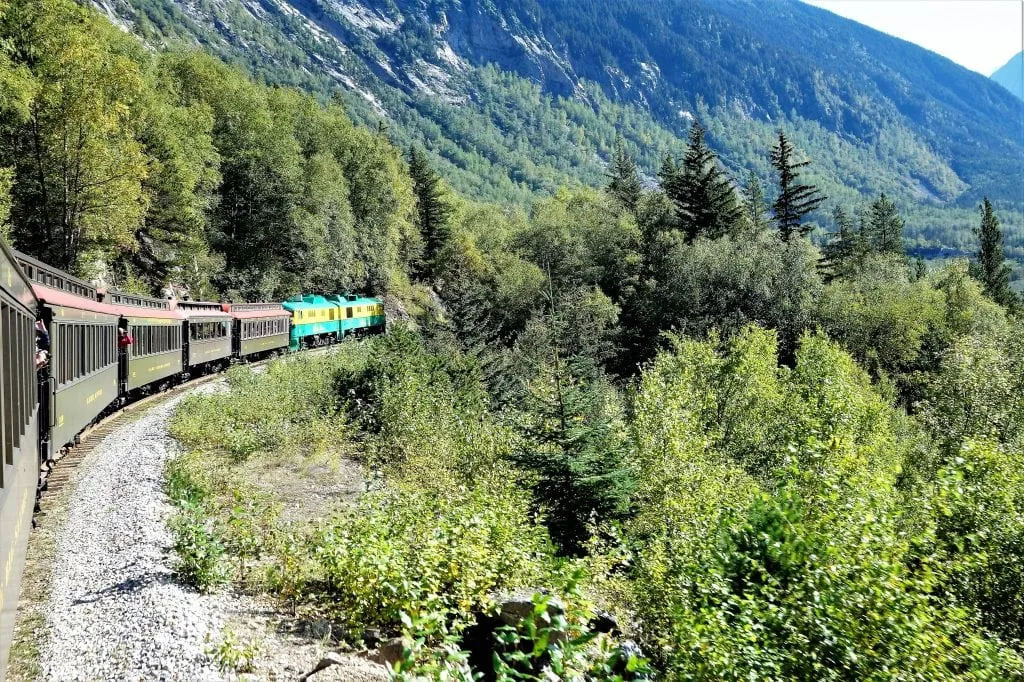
(93, 0), (1024, 247)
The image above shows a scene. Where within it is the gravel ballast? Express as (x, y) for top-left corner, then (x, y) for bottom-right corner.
(30, 383), (389, 682)
(39, 389), (227, 682)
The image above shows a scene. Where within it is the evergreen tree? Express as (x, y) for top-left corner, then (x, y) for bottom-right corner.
(972, 197), (1015, 307)
(770, 130), (825, 242)
(658, 154), (682, 204)
(664, 121), (741, 241)
(868, 193), (905, 256)
(741, 170), (771, 236)
(821, 205), (856, 280)
(407, 145), (452, 278)
(605, 134), (642, 213)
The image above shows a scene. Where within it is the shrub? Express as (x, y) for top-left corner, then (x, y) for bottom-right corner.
(169, 502), (229, 592)
(288, 481), (554, 636)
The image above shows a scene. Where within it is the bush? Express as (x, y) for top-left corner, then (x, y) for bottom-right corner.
(635, 483), (1024, 680)
(169, 502), (229, 592)
(279, 481), (554, 636)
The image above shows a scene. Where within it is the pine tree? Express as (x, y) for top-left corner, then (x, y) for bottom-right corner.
(658, 154), (682, 202)
(868, 193), (905, 256)
(512, 277), (634, 555)
(664, 121), (742, 241)
(407, 145), (452, 278)
(605, 134), (642, 213)
(741, 170), (771, 236)
(821, 205), (856, 279)
(770, 130), (825, 241)
(973, 197), (1015, 307)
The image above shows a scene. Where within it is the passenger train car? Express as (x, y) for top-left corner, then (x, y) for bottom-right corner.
(0, 242), (384, 677)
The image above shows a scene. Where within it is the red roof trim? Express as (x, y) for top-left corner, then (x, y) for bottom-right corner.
(33, 284), (124, 317)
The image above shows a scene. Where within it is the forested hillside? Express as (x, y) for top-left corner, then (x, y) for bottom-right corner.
(93, 0), (1024, 257)
(8, 0), (1024, 678)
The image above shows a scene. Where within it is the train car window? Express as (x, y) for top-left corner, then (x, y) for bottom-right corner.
(2, 304), (12, 466)
(10, 308), (21, 450)
(20, 313), (29, 432)
(8, 308), (17, 454)
(0, 303), (7, 478)
(346, 307), (353, 319)
(89, 325), (95, 375)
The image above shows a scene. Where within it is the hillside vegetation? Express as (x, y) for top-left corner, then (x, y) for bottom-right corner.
(95, 0), (1024, 256)
(5, 1), (1024, 677)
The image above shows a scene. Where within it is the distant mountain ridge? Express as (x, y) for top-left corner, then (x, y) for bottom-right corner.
(91, 0), (1024, 250)
(992, 51), (1024, 102)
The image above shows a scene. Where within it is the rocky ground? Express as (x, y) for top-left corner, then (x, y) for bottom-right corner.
(13, 384), (387, 682)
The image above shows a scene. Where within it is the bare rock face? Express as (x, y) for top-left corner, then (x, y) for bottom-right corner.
(495, 590), (565, 627)
(367, 636), (405, 668)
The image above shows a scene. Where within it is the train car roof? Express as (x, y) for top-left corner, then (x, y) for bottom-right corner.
(173, 300), (231, 320)
(222, 302), (290, 320)
(282, 294), (381, 310)
(103, 289), (185, 321)
(0, 241), (38, 311)
(31, 283), (122, 320)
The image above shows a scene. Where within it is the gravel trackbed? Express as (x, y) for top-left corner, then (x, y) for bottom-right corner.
(25, 383), (388, 682)
(38, 390), (227, 682)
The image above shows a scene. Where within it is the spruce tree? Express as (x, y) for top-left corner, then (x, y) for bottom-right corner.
(973, 197), (1015, 307)
(407, 145), (452, 278)
(741, 170), (771, 236)
(868, 193), (905, 256)
(512, 279), (634, 555)
(605, 134), (642, 213)
(664, 121), (741, 241)
(770, 131), (825, 241)
(822, 205), (856, 279)
(658, 154), (682, 202)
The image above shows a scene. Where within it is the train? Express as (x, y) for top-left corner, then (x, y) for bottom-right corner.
(0, 239), (384, 677)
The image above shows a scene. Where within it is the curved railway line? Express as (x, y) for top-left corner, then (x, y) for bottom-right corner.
(0, 235), (384, 679)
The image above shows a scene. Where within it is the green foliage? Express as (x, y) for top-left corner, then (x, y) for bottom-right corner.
(4, 0), (148, 273)
(408, 145), (451, 278)
(661, 121), (741, 241)
(205, 627), (260, 673)
(605, 134), (642, 214)
(648, 232), (822, 357)
(513, 362), (633, 555)
(288, 483), (553, 635)
(972, 197), (1016, 308)
(770, 130), (826, 242)
(393, 576), (651, 682)
(868, 192), (906, 257)
(168, 501), (229, 593)
(643, 484), (1023, 680)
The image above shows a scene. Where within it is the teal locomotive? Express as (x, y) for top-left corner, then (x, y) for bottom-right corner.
(282, 294), (386, 350)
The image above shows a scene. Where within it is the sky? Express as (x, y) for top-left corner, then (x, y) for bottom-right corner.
(800, 0), (1024, 76)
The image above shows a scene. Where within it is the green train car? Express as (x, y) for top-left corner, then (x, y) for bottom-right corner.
(281, 294), (384, 350)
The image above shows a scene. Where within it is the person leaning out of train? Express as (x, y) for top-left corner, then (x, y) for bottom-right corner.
(35, 318), (49, 369)
(118, 328), (133, 349)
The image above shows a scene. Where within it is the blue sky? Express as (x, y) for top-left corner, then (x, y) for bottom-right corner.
(801, 0), (1023, 75)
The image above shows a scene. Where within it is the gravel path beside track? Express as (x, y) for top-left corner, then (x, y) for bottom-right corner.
(27, 377), (389, 682)
(39, 388), (227, 682)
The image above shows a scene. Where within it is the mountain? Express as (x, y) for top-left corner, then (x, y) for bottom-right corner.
(993, 51), (1024, 102)
(93, 0), (1024, 250)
